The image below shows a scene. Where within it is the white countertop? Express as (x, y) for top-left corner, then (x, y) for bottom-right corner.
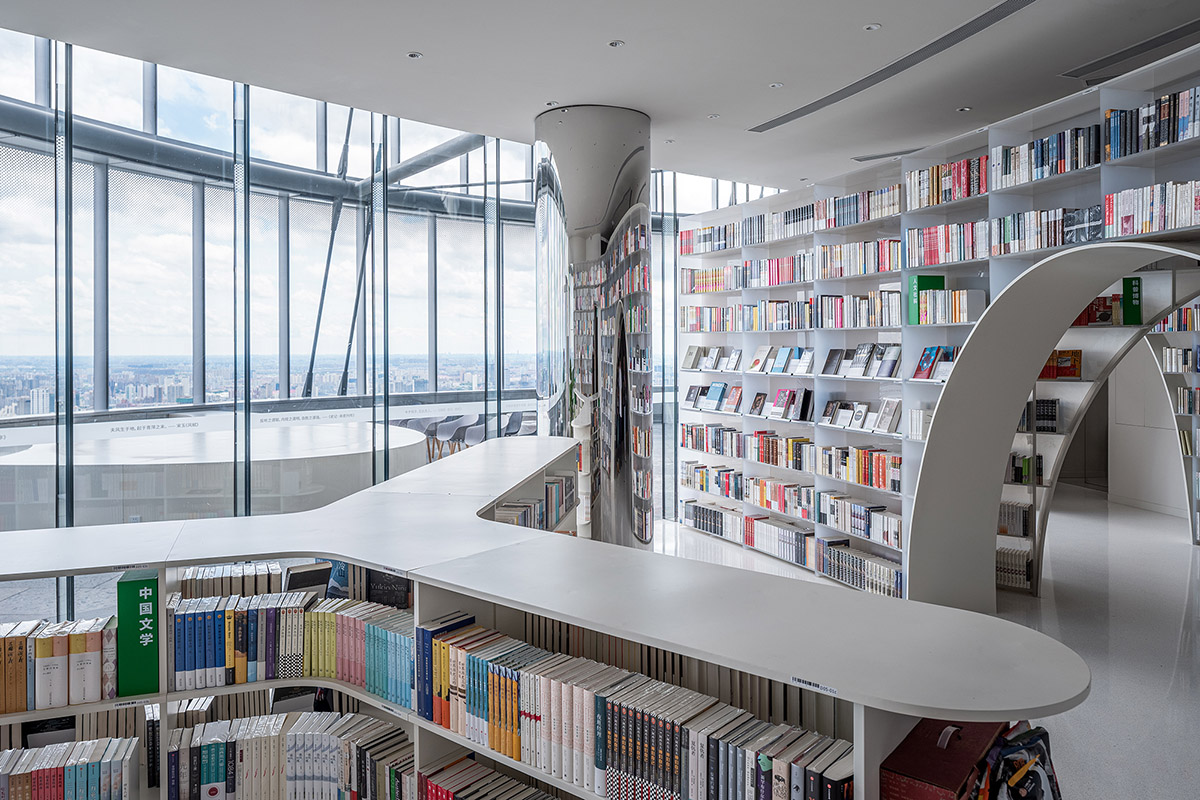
(0, 435), (1090, 722)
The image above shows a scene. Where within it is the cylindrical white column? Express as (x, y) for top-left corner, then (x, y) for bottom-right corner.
(534, 106), (652, 547)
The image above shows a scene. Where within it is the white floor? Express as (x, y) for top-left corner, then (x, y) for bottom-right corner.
(654, 484), (1200, 795)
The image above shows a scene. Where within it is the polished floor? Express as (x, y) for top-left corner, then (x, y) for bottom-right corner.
(655, 484), (1200, 795)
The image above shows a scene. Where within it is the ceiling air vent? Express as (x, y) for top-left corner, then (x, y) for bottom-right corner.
(749, 0), (1040, 133)
(851, 148), (921, 163)
(1062, 18), (1200, 81)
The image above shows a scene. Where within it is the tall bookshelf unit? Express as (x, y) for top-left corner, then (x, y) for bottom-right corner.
(0, 437), (1090, 800)
(677, 41), (1200, 598)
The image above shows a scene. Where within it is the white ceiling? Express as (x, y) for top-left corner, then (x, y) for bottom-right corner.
(5, 0), (1200, 189)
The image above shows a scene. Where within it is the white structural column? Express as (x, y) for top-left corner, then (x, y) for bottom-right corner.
(908, 241), (1200, 613)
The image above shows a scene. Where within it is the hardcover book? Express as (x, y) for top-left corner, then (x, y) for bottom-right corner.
(700, 347), (722, 370)
(791, 347), (815, 376)
(819, 401), (838, 425)
(727, 348), (743, 370)
(747, 346), (773, 373)
(722, 386), (743, 413)
(748, 392), (768, 417)
(874, 399), (901, 433)
(877, 345), (902, 378)
(912, 347), (939, 380)
(837, 348), (857, 376)
(685, 385), (700, 406)
(832, 404), (855, 427)
(848, 344), (876, 376)
(681, 346), (701, 370)
(704, 382), (728, 410)
(820, 349), (843, 375)
(907, 275), (945, 325)
(850, 403), (870, 429)
(768, 390), (795, 419)
(769, 347), (794, 374)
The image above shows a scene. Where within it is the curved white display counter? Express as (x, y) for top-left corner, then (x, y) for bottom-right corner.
(0, 435), (1090, 800)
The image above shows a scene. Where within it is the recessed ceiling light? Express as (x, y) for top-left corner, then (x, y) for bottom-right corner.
(608, 40), (625, 48)
(799, 177), (808, 181)
(707, 113), (721, 119)
(664, 139), (675, 144)
(769, 82), (784, 89)
(957, 106), (972, 112)
(406, 51), (423, 59)
(863, 23), (882, 31)
(546, 101), (559, 107)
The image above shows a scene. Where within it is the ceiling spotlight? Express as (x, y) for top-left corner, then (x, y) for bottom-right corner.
(707, 113), (721, 119)
(664, 139), (675, 144)
(769, 82), (784, 89)
(406, 51), (423, 59)
(799, 177), (808, 181)
(608, 40), (625, 48)
(546, 101), (559, 107)
(957, 106), (972, 112)
(863, 23), (882, 31)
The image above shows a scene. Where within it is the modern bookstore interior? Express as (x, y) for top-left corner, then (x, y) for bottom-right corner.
(7, 26), (1200, 800)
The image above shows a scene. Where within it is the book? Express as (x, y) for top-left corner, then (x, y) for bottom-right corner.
(820, 350), (843, 376)
(768, 390), (795, 420)
(685, 385), (700, 407)
(769, 347), (794, 374)
(1123, 277), (1142, 325)
(747, 346), (773, 373)
(867, 345), (886, 378)
(876, 345), (901, 378)
(849, 403), (869, 429)
(790, 388), (814, 422)
(818, 401), (838, 425)
(704, 382), (728, 411)
(116, 569), (159, 697)
(832, 404), (854, 427)
(836, 349), (857, 376)
(695, 386), (710, 409)
(791, 347), (815, 376)
(1055, 349), (1082, 380)
(681, 346), (701, 370)
(848, 344), (875, 376)
(727, 348), (743, 370)
(931, 361), (954, 381)
(722, 386), (743, 413)
(283, 562), (332, 598)
(874, 399), (901, 433)
(700, 347), (722, 370)
(748, 393), (768, 417)
(912, 347), (939, 380)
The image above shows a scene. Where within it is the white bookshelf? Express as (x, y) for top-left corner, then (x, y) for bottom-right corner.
(0, 436), (1090, 800)
(677, 41), (1200, 600)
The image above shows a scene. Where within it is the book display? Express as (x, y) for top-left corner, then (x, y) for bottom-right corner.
(0, 437), (1091, 800)
(677, 42), (1200, 597)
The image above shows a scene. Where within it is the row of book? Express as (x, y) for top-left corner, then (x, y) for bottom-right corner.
(908, 409), (933, 441)
(681, 501), (742, 542)
(1069, 279), (1142, 327)
(492, 474), (577, 532)
(180, 564), (283, 600)
(679, 462), (743, 502)
(1104, 180), (1200, 238)
(996, 546), (1033, 590)
(910, 287), (986, 326)
(0, 737), (140, 800)
(813, 289), (902, 329)
(812, 184), (903, 228)
(745, 433), (813, 473)
(904, 221), (989, 268)
(1181, 429), (1194, 458)
(997, 501), (1033, 538)
(990, 125), (1103, 189)
(609, 223), (650, 265)
(816, 539), (904, 597)
(679, 255), (816, 294)
(904, 155), (988, 210)
(988, 207), (1104, 256)
(814, 446), (902, 495)
(1017, 399), (1060, 434)
(1161, 346), (1196, 373)
(1151, 303), (1200, 331)
(1104, 86), (1200, 161)
(743, 516), (815, 569)
(677, 223), (744, 255)
(812, 491), (903, 549)
(1038, 349), (1083, 380)
(1174, 386), (1200, 415)
(0, 617), (117, 713)
(818, 399), (903, 435)
(164, 593), (418, 712)
(679, 424), (742, 458)
(814, 239), (901, 279)
(744, 477), (811, 521)
(1005, 453), (1044, 487)
(678, 301), (809, 333)
(415, 611), (857, 798)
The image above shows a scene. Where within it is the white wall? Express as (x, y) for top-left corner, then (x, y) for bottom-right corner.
(1108, 340), (1188, 517)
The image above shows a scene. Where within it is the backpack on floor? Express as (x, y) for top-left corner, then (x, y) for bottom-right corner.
(977, 721), (1063, 800)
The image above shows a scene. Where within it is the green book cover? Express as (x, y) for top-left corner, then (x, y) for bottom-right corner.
(116, 568), (159, 696)
(1122, 277), (1142, 325)
(906, 274), (945, 325)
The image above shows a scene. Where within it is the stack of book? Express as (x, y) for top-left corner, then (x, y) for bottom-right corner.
(1104, 180), (1200, 236)
(998, 501), (1033, 537)
(0, 616), (117, 712)
(413, 613), (855, 799)
(0, 737), (140, 800)
(989, 125), (1102, 188)
(904, 221), (989, 267)
(164, 593), (417, 711)
(681, 500), (743, 541)
(816, 539), (904, 597)
(743, 516), (815, 568)
(904, 155), (988, 209)
(815, 239), (902, 278)
(180, 563), (283, 599)
(1104, 85), (1200, 160)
